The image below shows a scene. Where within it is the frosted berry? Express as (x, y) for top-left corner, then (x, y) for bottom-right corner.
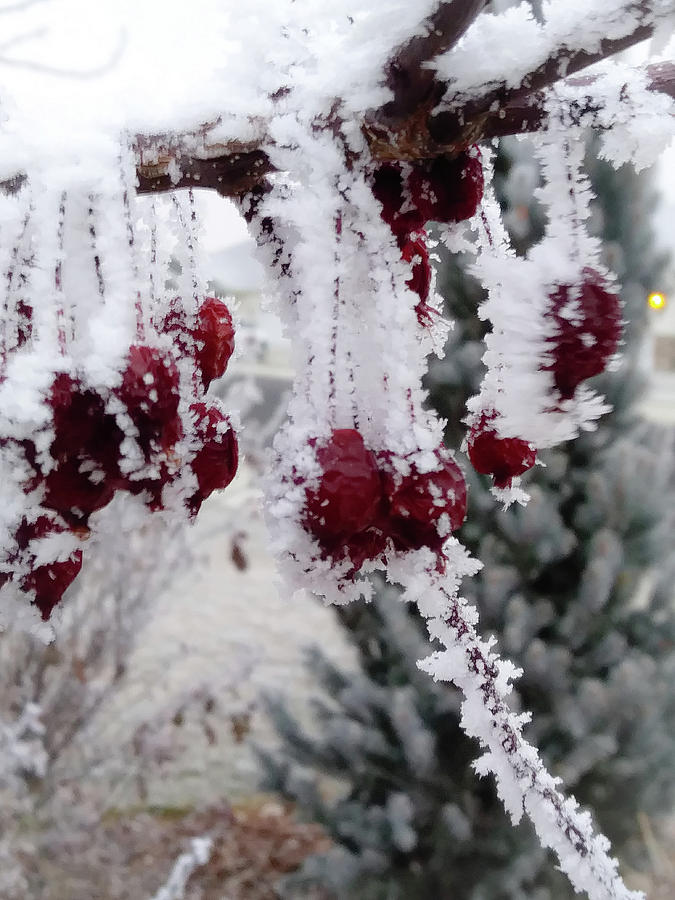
(305, 429), (383, 545)
(195, 297), (235, 387)
(42, 374), (122, 525)
(43, 457), (115, 527)
(408, 148), (484, 225)
(15, 516), (83, 620)
(160, 296), (235, 389)
(50, 374), (123, 480)
(467, 417), (536, 489)
(382, 448), (467, 553)
(117, 344), (182, 457)
(24, 551), (83, 620)
(546, 271), (622, 400)
(187, 402), (239, 515)
(371, 163), (424, 241)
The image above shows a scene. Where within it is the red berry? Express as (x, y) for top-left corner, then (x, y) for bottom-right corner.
(343, 527), (388, 571)
(194, 297), (235, 388)
(187, 402), (239, 515)
(545, 271), (622, 400)
(382, 448), (467, 553)
(305, 429), (383, 544)
(15, 516), (83, 620)
(160, 296), (235, 389)
(40, 375), (121, 525)
(467, 417), (536, 489)
(408, 148), (484, 225)
(50, 374), (123, 480)
(23, 551), (83, 620)
(43, 457), (115, 526)
(124, 464), (176, 512)
(372, 163), (425, 241)
(117, 345), (182, 456)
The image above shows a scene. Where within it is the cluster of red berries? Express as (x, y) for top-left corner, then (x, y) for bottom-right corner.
(466, 270), (621, 489)
(304, 428), (467, 571)
(372, 149), (484, 325)
(2, 296), (238, 620)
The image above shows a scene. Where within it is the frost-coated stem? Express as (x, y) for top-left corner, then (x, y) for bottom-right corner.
(416, 576), (643, 900)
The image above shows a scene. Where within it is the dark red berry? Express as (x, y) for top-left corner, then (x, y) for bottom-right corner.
(117, 344), (182, 457)
(43, 457), (115, 526)
(344, 527), (388, 571)
(372, 163), (425, 241)
(187, 402), (239, 516)
(382, 448), (467, 553)
(467, 416), (536, 489)
(23, 551), (83, 620)
(305, 429), (383, 544)
(15, 516), (83, 620)
(408, 148), (484, 225)
(124, 463), (176, 512)
(160, 296), (235, 389)
(50, 374), (123, 481)
(545, 270), (622, 400)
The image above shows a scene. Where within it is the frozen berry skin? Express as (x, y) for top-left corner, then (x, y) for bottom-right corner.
(382, 449), (467, 553)
(305, 429), (383, 544)
(371, 163), (425, 241)
(117, 345), (182, 457)
(408, 148), (484, 225)
(187, 402), (239, 516)
(467, 418), (537, 489)
(546, 271), (622, 400)
(160, 296), (235, 389)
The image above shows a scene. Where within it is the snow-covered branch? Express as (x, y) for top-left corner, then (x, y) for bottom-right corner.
(417, 576), (642, 900)
(364, 1), (489, 156)
(429, 0), (673, 148)
(479, 60), (675, 143)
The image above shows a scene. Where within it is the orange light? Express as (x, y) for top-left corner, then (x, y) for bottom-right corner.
(648, 292), (667, 311)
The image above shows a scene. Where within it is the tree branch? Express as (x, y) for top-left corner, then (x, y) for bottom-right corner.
(479, 61), (675, 143)
(428, 1), (664, 149)
(365, 0), (489, 159)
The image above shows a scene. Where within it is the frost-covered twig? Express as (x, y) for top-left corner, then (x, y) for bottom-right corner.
(150, 836), (213, 900)
(413, 570), (643, 900)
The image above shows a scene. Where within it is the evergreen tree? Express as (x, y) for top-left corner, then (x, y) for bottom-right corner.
(260, 140), (675, 899)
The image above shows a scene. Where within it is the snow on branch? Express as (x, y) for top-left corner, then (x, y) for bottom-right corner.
(478, 60), (675, 146)
(365, 1), (489, 155)
(429, 0), (674, 149)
